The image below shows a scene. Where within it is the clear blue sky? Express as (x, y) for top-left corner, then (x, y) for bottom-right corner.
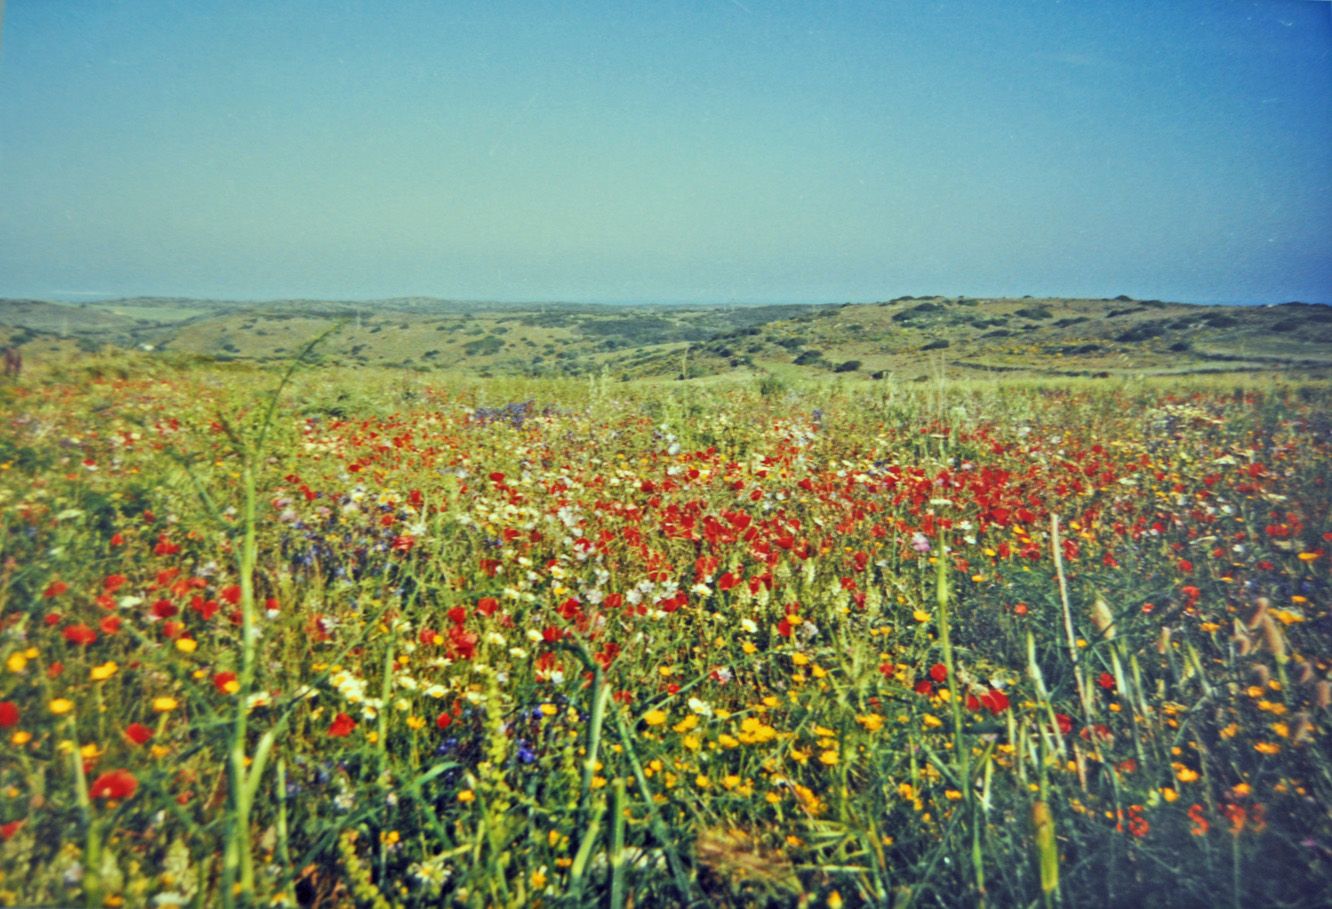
(1, 1), (1328, 305)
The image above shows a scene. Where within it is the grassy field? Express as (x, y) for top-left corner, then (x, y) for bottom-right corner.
(0, 350), (1329, 907)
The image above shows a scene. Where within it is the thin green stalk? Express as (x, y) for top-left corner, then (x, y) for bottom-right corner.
(935, 537), (984, 902)
(276, 758), (294, 907)
(581, 668), (611, 806)
(609, 778), (628, 909)
(1050, 515), (1092, 726)
(66, 717), (102, 909)
(610, 706), (693, 905)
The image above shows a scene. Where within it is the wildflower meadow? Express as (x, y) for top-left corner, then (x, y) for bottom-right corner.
(1, 354), (1329, 907)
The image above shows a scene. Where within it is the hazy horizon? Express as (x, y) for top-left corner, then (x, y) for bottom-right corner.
(1, 1), (1329, 306)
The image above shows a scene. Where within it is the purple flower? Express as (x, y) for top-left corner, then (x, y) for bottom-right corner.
(911, 532), (931, 553)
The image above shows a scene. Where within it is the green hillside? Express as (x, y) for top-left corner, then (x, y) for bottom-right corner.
(2, 295), (1329, 380)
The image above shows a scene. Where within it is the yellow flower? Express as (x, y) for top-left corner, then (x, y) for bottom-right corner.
(406, 716), (426, 730)
(79, 743), (101, 760)
(828, 890), (844, 909)
(1175, 766), (1199, 783)
(1161, 787), (1179, 803)
(175, 638), (198, 654)
(11, 731), (32, 745)
(5, 652), (28, 674)
(643, 709), (668, 727)
(457, 789), (476, 803)
(531, 868), (548, 889)
(673, 714), (699, 734)
(49, 698), (75, 716)
(90, 661), (119, 682)
(912, 610), (931, 623)
(792, 652), (810, 667)
(1254, 741), (1281, 755)
(857, 713), (884, 732)
(944, 789), (963, 801)
(151, 696), (179, 713)
(819, 749), (839, 766)
(922, 713), (943, 729)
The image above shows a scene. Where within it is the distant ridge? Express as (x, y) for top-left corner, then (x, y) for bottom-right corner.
(2, 294), (1328, 381)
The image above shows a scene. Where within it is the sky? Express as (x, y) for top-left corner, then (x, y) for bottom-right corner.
(0, 1), (1329, 306)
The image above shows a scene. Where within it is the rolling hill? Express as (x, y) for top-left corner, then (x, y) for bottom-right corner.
(2, 294), (1329, 381)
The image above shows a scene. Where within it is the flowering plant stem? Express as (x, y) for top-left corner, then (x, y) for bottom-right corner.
(935, 535), (985, 904)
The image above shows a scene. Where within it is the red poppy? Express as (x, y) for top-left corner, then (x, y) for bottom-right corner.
(213, 672), (239, 694)
(90, 769), (138, 801)
(43, 580), (69, 598)
(0, 701), (19, 728)
(980, 688), (1010, 714)
(929, 663), (948, 683)
(124, 723), (153, 745)
(0, 820), (22, 841)
(1097, 672), (1116, 691)
(62, 624), (98, 646)
(327, 712), (356, 737)
(435, 712), (453, 730)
